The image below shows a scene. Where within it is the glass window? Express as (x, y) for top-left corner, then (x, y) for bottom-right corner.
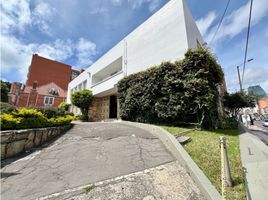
(44, 96), (54, 105)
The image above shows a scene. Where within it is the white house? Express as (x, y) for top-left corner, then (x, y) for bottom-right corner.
(67, 0), (204, 120)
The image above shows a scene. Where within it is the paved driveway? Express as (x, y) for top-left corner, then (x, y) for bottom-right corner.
(1, 122), (174, 200)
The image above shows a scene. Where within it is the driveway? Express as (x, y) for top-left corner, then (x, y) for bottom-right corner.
(1, 122), (175, 200)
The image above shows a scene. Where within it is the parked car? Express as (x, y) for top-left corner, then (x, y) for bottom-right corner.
(262, 119), (268, 127)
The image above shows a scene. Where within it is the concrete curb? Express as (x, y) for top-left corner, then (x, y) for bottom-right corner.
(121, 121), (221, 200)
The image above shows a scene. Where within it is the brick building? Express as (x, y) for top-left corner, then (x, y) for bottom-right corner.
(258, 97), (268, 115)
(9, 54), (80, 108)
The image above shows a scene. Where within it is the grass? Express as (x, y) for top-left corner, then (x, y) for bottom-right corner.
(161, 125), (246, 200)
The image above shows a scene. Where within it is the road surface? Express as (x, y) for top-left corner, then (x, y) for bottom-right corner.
(1, 122), (204, 200)
(248, 121), (268, 145)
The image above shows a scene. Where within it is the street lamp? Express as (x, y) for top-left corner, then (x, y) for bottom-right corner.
(237, 58), (254, 92)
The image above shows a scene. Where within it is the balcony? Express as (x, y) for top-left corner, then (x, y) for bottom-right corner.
(91, 71), (124, 96)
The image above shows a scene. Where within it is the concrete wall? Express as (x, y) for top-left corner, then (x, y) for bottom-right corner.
(67, 0), (203, 104)
(125, 0), (188, 75)
(1, 125), (71, 160)
(182, 0), (204, 48)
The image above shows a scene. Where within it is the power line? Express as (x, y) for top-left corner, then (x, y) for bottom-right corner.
(209, 0), (231, 45)
(241, 0), (254, 86)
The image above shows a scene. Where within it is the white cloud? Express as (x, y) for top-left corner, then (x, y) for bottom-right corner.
(196, 11), (217, 36)
(1, 35), (34, 79)
(0, 0), (56, 35)
(0, 0), (31, 33)
(218, 0), (268, 40)
(1, 1), (97, 82)
(243, 67), (268, 92)
(32, 1), (56, 33)
(1, 35), (97, 82)
(111, 0), (161, 12)
(200, 0), (268, 44)
(76, 38), (97, 67)
(34, 39), (73, 61)
(111, 0), (123, 6)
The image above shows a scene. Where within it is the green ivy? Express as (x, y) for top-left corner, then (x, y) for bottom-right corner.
(118, 48), (224, 129)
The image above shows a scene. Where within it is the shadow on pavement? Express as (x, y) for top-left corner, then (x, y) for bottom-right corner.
(1, 126), (74, 168)
(1, 172), (21, 179)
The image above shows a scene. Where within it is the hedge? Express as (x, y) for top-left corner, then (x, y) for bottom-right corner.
(117, 48), (224, 129)
(0, 108), (74, 130)
(0, 102), (17, 114)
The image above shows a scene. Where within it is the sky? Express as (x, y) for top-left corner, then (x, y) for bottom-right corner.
(1, 0), (268, 93)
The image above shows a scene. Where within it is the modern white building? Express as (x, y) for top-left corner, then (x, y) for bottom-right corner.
(67, 0), (204, 120)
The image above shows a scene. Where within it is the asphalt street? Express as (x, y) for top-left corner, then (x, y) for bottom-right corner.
(249, 121), (268, 145)
(1, 122), (175, 200)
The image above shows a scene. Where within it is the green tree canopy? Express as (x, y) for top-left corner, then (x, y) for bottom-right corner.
(0, 81), (11, 102)
(71, 89), (93, 116)
(223, 92), (255, 117)
(58, 102), (70, 111)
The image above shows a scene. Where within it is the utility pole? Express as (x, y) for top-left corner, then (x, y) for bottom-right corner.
(236, 58), (253, 93)
(242, 0), (253, 85)
(237, 66), (243, 93)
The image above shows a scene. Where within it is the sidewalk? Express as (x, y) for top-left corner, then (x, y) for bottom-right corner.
(38, 161), (205, 200)
(239, 124), (268, 200)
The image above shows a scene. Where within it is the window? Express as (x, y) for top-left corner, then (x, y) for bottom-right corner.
(48, 87), (58, 95)
(44, 96), (54, 105)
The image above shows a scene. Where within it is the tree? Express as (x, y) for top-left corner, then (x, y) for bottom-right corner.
(223, 92), (255, 117)
(0, 81), (11, 102)
(71, 89), (93, 117)
(58, 102), (70, 111)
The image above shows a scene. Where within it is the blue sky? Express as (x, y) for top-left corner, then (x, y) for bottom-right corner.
(1, 0), (268, 93)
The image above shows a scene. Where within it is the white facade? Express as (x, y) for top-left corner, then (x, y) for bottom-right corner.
(67, 0), (203, 103)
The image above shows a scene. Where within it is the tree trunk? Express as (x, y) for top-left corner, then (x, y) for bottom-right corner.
(81, 107), (88, 116)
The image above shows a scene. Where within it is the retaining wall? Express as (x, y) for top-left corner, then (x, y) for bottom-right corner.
(1, 125), (72, 160)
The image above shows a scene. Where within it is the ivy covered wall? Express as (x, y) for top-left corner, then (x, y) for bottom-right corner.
(117, 48), (224, 129)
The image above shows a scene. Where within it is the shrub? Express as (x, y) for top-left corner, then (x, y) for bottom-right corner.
(118, 48), (224, 129)
(12, 108), (49, 129)
(0, 113), (22, 130)
(0, 102), (17, 114)
(0, 108), (73, 130)
(74, 115), (94, 122)
(58, 102), (70, 111)
(36, 107), (59, 118)
(218, 117), (238, 129)
(49, 115), (74, 126)
(35, 107), (73, 118)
